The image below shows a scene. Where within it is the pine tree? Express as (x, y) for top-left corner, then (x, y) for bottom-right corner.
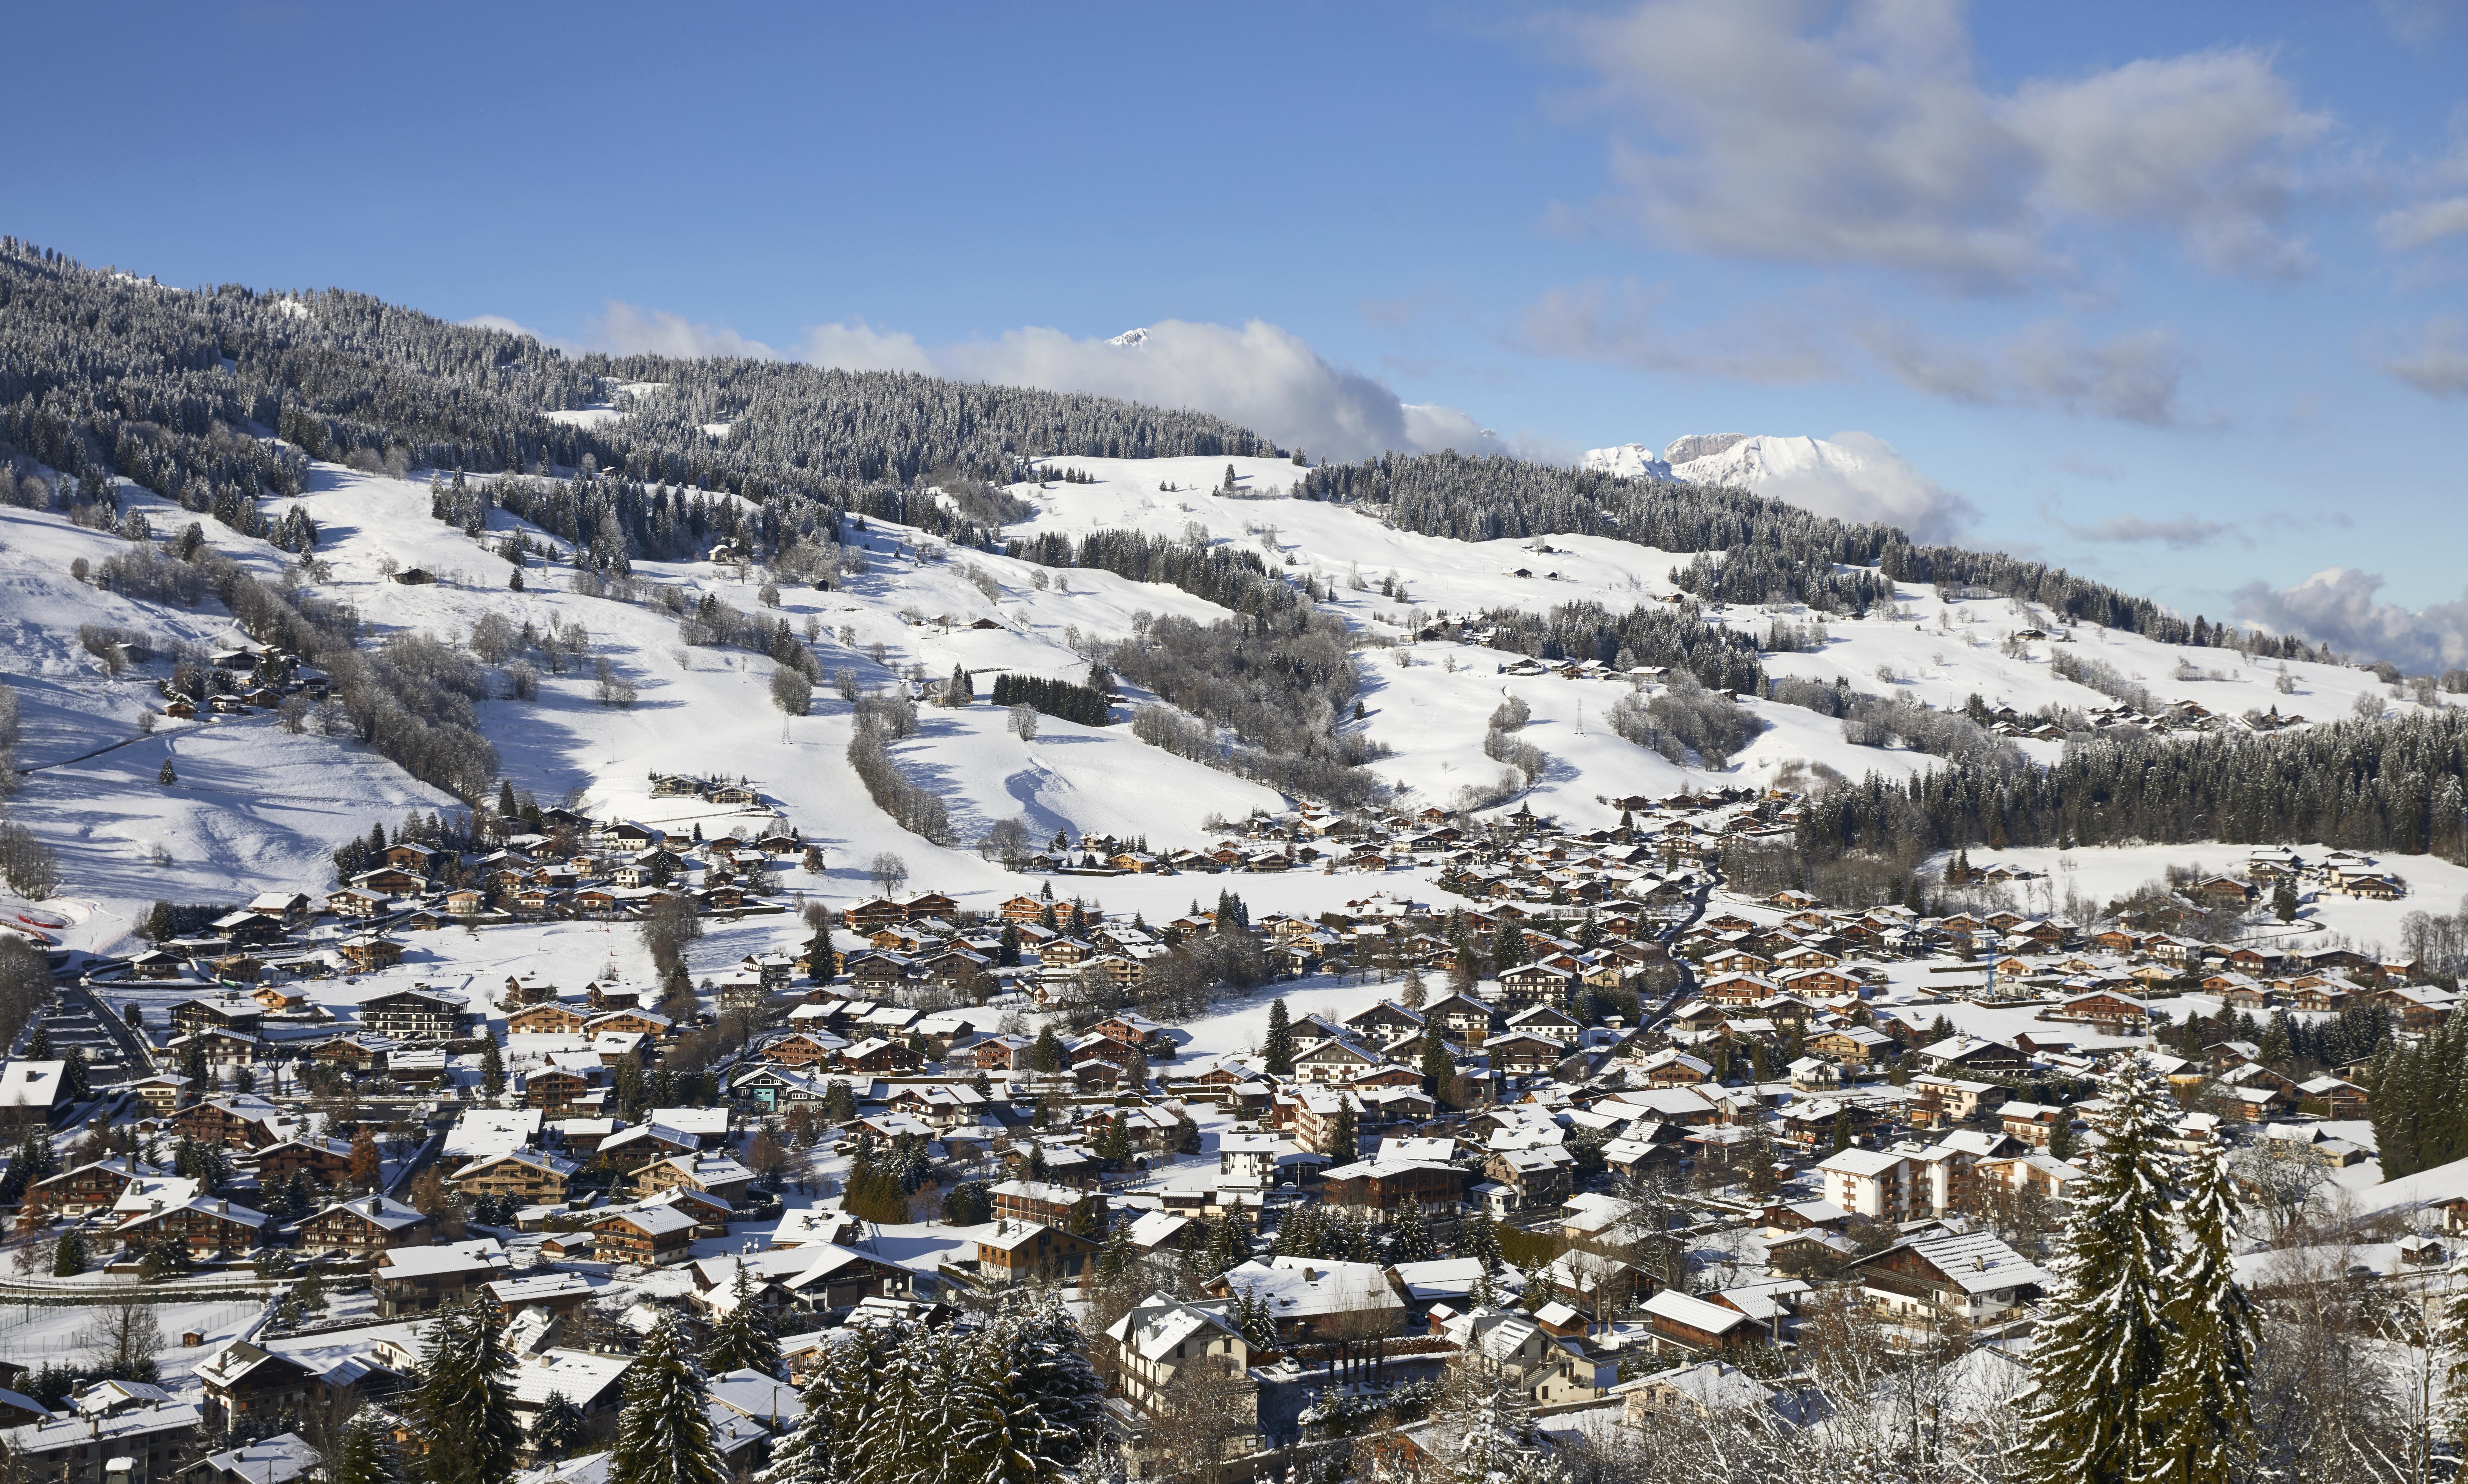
(1094, 1112), (1132, 1169)
(1388, 1199), (1436, 1264)
(158, 758), (176, 786)
(2141, 1145), (2258, 1484)
(410, 1302), (521, 1484)
(26, 1022), (49, 1059)
(1457, 1213), (1503, 1273)
(479, 1039), (506, 1101)
(985, 1306), (1105, 1465)
(1262, 998), (1295, 1076)
(610, 1315), (726, 1484)
(1031, 1024), (1063, 1074)
(529, 1392), (588, 1462)
(706, 1265), (784, 1378)
(1202, 1207), (1253, 1275)
(1420, 1029), (1457, 1098)
(51, 1230), (87, 1276)
(2020, 1058), (2181, 1484)
(759, 1328), (878, 1484)
(324, 1415), (407, 1484)
(1326, 1100), (1358, 1160)
(946, 1348), (1065, 1484)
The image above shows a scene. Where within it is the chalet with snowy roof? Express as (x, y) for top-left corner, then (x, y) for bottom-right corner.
(1846, 1228), (2049, 1322)
(593, 1205), (698, 1266)
(972, 1220), (1098, 1281)
(118, 1195), (267, 1257)
(299, 1195), (430, 1257)
(372, 1238), (514, 1316)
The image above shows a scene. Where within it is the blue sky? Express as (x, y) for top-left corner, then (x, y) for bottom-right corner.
(14, 2), (2468, 665)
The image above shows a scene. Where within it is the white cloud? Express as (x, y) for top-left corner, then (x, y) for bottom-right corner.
(2234, 567), (2468, 672)
(483, 302), (1491, 461)
(803, 320), (934, 374)
(2376, 196), (2468, 251)
(1717, 431), (1978, 542)
(807, 318), (1497, 463)
(1860, 320), (2197, 425)
(1519, 279), (1840, 383)
(588, 302), (780, 360)
(460, 313), (551, 343)
(2385, 316), (2468, 397)
(1556, 0), (2329, 290)
(2054, 512), (2237, 550)
(2006, 50), (2323, 277)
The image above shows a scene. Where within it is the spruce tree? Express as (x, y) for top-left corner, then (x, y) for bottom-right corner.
(2142, 1145), (2258, 1484)
(325, 1415), (408, 1484)
(1388, 1199), (1436, 1264)
(706, 1265), (784, 1378)
(2019, 1059), (2181, 1484)
(410, 1302), (521, 1484)
(1326, 1100), (1358, 1160)
(26, 1022), (48, 1059)
(51, 1231), (86, 1276)
(609, 1315), (726, 1484)
(759, 1328), (878, 1484)
(1262, 998), (1295, 1076)
(1420, 1030), (1457, 1098)
(529, 1392), (588, 1462)
(987, 1306), (1105, 1464)
(479, 1039), (506, 1101)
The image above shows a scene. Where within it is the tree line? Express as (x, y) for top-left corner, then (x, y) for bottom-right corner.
(988, 673), (1110, 727)
(1292, 449), (2329, 658)
(1796, 707), (2468, 866)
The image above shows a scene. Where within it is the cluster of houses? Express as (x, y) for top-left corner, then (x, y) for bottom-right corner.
(151, 642), (327, 721)
(4, 769), (2449, 1484)
(104, 807), (814, 995)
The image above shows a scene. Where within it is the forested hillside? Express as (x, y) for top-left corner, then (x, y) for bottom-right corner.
(0, 238), (1270, 562)
(1296, 451), (2329, 659)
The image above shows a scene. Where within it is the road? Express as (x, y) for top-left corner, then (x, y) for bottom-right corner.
(54, 981), (152, 1081)
(1645, 868), (1718, 1030)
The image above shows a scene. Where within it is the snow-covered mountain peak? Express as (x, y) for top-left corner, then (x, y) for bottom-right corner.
(1582, 443), (1671, 481)
(1108, 327), (1150, 348)
(1586, 431), (1972, 539)
(1661, 432), (1749, 466)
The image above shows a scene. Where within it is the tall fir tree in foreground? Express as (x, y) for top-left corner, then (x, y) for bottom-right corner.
(410, 1302), (521, 1484)
(760, 1329), (878, 1484)
(2020, 1059), (2181, 1484)
(2141, 1144), (2258, 1484)
(610, 1315), (726, 1484)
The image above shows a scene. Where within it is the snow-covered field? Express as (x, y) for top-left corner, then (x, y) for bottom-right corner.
(0, 449), (2448, 965)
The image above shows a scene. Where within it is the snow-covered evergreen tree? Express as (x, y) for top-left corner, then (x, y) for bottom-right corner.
(324, 1414), (406, 1484)
(706, 1265), (784, 1378)
(2020, 1058), (2181, 1484)
(2141, 1143), (2258, 1484)
(759, 1331), (878, 1484)
(986, 1304), (1105, 1462)
(609, 1315), (726, 1484)
(1388, 1199), (1437, 1264)
(409, 1302), (521, 1484)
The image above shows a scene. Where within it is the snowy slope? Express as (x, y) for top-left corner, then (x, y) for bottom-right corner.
(0, 448), (2441, 960)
